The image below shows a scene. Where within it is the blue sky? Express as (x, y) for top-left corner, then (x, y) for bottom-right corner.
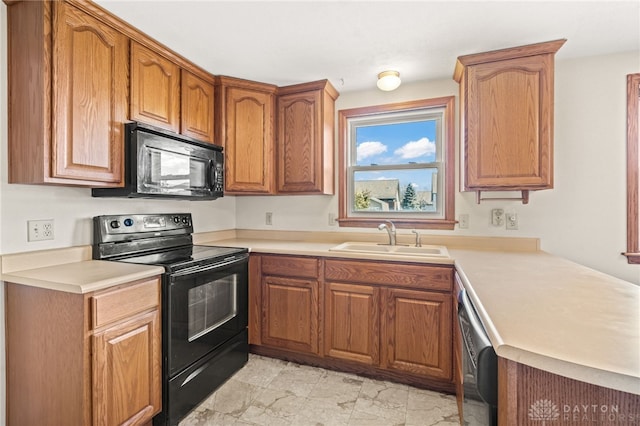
(355, 120), (437, 193)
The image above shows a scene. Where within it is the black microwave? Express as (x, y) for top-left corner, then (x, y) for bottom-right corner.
(92, 122), (224, 200)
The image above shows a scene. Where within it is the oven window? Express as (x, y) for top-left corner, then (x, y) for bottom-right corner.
(187, 276), (237, 342)
(143, 146), (209, 192)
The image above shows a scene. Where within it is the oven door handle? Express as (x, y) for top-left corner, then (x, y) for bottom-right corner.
(170, 254), (249, 278)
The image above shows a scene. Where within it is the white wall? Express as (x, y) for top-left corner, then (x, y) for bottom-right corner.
(236, 51), (640, 285)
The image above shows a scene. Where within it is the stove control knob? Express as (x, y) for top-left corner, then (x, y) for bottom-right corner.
(109, 220), (120, 229)
(123, 218), (134, 227)
(173, 216), (180, 224)
(182, 217), (190, 225)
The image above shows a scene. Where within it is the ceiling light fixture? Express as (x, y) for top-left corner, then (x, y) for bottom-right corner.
(376, 70), (401, 91)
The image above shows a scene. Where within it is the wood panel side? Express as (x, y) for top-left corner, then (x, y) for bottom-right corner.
(6, 0), (50, 183)
(499, 357), (640, 425)
(322, 87), (336, 194)
(6, 283), (88, 426)
(626, 73), (640, 263)
(453, 274), (464, 424)
(248, 254), (262, 345)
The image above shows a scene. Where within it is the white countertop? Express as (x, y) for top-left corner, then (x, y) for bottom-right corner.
(1, 260), (164, 294)
(1, 234), (637, 395)
(450, 249), (639, 396)
(208, 237), (640, 396)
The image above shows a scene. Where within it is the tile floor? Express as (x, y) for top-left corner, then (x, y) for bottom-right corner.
(179, 354), (460, 426)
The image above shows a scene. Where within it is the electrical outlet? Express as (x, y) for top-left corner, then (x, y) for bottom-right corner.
(506, 213), (519, 230)
(28, 219), (54, 241)
(328, 213), (338, 226)
(458, 214), (469, 229)
(491, 209), (505, 227)
(265, 212), (273, 226)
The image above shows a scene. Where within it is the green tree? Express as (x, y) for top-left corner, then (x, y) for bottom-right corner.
(401, 183), (418, 210)
(355, 189), (371, 210)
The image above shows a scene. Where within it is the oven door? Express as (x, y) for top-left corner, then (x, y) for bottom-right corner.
(167, 255), (248, 377)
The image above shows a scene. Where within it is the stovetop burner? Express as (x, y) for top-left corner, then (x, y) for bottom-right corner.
(117, 245), (248, 273)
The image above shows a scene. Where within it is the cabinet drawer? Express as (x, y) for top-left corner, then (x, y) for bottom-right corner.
(91, 277), (160, 329)
(261, 255), (318, 278)
(325, 259), (452, 292)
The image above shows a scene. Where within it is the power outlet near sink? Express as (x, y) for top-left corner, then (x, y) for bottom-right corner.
(491, 209), (504, 227)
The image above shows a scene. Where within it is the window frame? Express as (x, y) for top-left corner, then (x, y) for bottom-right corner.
(337, 97), (456, 230)
(625, 73), (640, 264)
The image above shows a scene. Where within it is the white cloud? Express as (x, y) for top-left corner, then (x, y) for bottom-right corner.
(357, 141), (387, 160)
(394, 137), (435, 159)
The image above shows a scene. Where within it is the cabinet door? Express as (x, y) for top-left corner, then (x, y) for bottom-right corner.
(324, 282), (379, 365)
(224, 86), (275, 193)
(93, 310), (161, 426)
(465, 55), (553, 190)
(277, 90), (325, 193)
(181, 70), (215, 143)
(381, 288), (452, 381)
(130, 41), (180, 132)
(261, 275), (319, 354)
(52, 2), (127, 184)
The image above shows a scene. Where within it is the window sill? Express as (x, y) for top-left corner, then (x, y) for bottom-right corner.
(338, 217), (456, 231)
(623, 252), (640, 264)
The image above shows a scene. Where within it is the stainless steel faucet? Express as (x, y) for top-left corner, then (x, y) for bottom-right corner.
(412, 229), (422, 247)
(378, 220), (396, 245)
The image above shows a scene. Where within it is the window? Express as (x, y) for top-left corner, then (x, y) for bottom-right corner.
(338, 97), (455, 229)
(626, 74), (640, 264)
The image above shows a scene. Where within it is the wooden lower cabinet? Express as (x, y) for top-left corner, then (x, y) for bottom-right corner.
(256, 255), (321, 355)
(324, 282), (380, 365)
(93, 310), (161, 426)
(381, 287), (452, 381)
(250, 254), (454, 391)
(5, 277), (162, 426)
(261, 275), (320, 354)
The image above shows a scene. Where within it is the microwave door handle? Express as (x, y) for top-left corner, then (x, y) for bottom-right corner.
(208, 160), (215, 189)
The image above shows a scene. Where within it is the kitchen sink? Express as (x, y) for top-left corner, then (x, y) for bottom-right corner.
(329, 242), (449, 258)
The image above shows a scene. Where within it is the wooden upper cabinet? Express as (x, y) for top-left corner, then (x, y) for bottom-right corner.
(217, 77), (277, 194)
(277, 80), (339, 194)
(181, 70), (216, 144)
(6, 0), (127, 186)
(130, 41), (181, 132)
(454, 40), (565, 202)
